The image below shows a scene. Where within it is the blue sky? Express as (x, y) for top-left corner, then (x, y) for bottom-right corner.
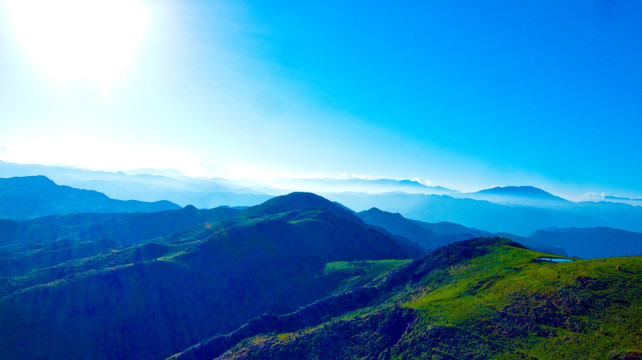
(0, 0), (641, 198)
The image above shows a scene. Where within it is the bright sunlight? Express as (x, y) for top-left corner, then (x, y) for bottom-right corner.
(4, 0), (148, 94)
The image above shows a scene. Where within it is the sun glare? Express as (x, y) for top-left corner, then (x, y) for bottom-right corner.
(5, 0), (148, 94)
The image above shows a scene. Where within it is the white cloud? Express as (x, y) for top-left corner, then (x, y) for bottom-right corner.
(341, 173), (386, 181)
(585, 192), (605, 200)
(411, 177), (431, 186)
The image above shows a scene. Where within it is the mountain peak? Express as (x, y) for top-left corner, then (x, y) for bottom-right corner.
(243, 192), (362, 223)
(360, 207), (405, 220)
(0, 175), (56, 187)
(477, 186), (563, 200)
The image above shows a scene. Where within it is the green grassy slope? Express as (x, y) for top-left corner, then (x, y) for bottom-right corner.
(210, 238), (641, 360)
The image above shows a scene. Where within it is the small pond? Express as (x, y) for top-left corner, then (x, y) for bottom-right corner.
(537, 257), (574, 263)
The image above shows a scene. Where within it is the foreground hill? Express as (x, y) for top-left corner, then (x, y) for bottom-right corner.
(0, 176), (180, 219)
(172, 238), (642, 359)
(0, 192), (417, 360)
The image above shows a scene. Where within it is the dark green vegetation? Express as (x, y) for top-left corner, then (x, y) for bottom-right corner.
(173, 238), (641, 360)
(0, 206), (240, 277)
(0, 175), (180, 219)
(0, 192), (417, 360)
(0, 205), (240, 248)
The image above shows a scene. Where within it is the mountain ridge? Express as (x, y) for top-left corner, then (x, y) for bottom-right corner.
(0, 175), (180, 219)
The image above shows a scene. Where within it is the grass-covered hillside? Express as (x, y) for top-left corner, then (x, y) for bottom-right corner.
(175, 238), (641, 359)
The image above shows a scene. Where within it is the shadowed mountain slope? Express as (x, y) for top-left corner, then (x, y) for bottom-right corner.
(0, 206), (241, 277)
(359, 207), (491, 251)
(0, 205), (241, 247)
(0, 193), (416, 360)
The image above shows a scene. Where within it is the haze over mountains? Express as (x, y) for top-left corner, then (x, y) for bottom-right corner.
(2, 161), (642, 236)
(0, 161), (272, 209)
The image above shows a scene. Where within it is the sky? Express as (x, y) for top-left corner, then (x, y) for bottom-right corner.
(0, 0), (641, 199)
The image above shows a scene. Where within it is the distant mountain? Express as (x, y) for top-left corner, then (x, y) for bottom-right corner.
(358, 207), (568, 256)
(359, 206), (642, 259)
(531, 226), (642, 259)
(477, 185), (566, 200)
(0, 192), (417, 360)
(359, 208), (437, 249)
(603, 195), (642, 207)
(326, 192), (642, 235)
(273, 176), (458, 195)
(459, 185), (570, 207)
(358, 207), (490, 251)
(171, 238), (642, 360)
(0, 176), (180, 219)
(0, 160), (275, 208)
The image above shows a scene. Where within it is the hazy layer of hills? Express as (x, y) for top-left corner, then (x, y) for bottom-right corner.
(0, 175), (179, 219)
(327, 191), (642, 235)
(0, 161), (273, 208)
(357, 207), (642, 259)
(2, 161), (642, 236)
(264, 176), (458, 195)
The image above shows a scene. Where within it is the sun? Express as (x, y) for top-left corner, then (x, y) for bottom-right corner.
(4, 0), (148, 93)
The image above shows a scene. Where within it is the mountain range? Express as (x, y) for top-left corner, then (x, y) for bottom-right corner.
(0, 161), (273, 208)
(0, 168), (641, 358)
(326, 191), (642, 235)
(3, 161), (642, 236)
